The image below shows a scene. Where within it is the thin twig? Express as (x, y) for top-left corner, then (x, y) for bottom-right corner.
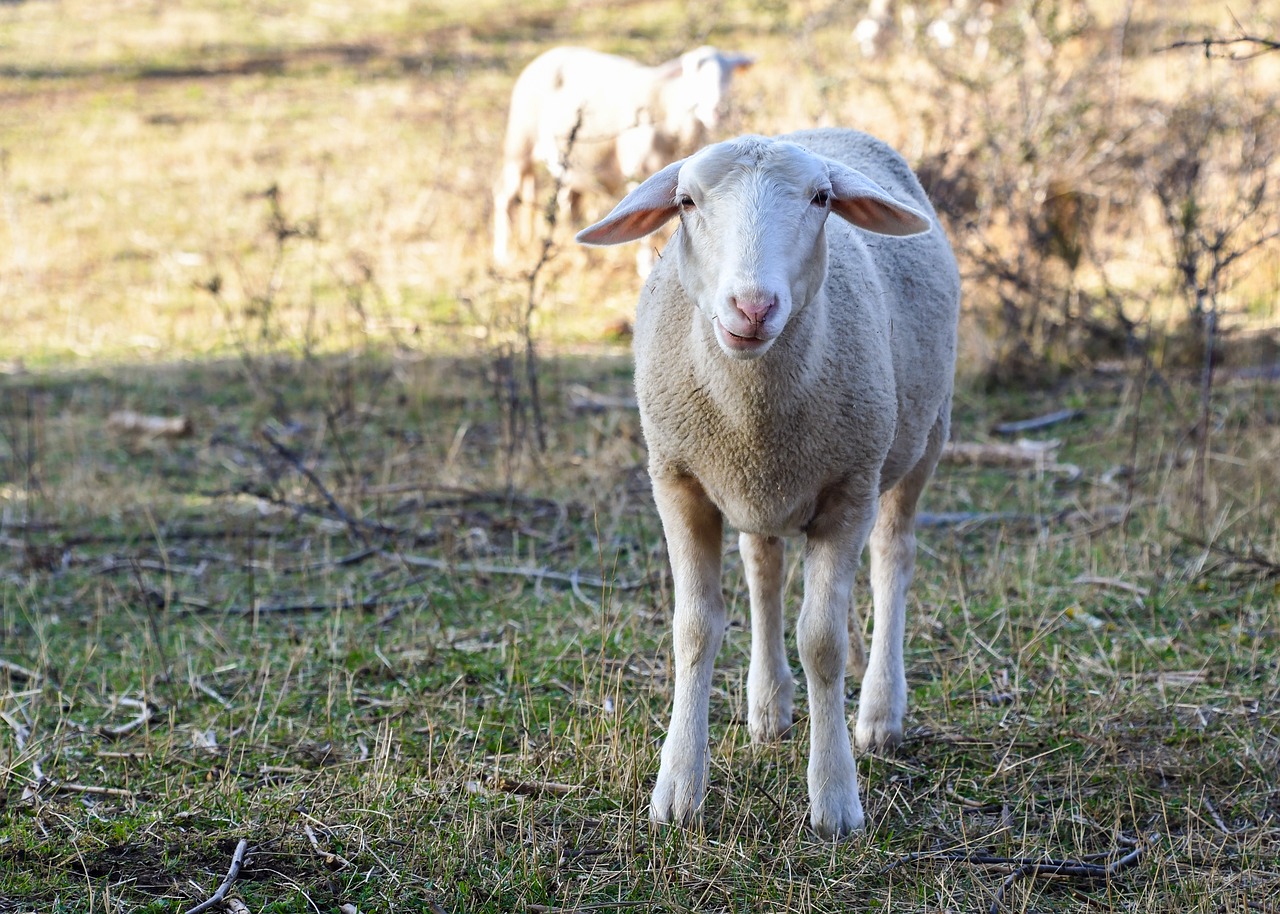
(388, 551), (649, 591)
(1158, 34), (1280, 60)
(183, 838), (249, 914)
(259, 426), (372, 548)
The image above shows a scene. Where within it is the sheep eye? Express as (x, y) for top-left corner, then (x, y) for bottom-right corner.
(811, 190), (831, 207)
(677, 194), (695, 209)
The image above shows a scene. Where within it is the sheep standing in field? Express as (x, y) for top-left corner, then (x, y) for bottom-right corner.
(492, 45), (753, 268)
(577, 128), (960, 837)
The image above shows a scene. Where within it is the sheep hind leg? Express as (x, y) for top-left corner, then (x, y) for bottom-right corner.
(741, 533), (794, 743)
(855, 414), (947, 753)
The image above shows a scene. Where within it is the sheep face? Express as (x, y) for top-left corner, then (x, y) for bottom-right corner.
(577, 135), (932, 360)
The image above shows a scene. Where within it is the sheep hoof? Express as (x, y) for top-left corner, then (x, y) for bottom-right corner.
(748, 699), (794, 744)
(650, 767), (704, 827)
(854, 717), (904, 753)
(809, 790), (865, 839)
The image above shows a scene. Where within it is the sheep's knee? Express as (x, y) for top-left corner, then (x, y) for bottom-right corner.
(797, 611), (848, 687)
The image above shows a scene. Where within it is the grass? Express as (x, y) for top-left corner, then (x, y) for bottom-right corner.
(2, 1), (1279, 912)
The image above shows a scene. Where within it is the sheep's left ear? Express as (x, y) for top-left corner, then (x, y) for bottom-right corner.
(725, 53), (755, 73)
(827, 160), (931, 237)
(576, 159), (684, 246)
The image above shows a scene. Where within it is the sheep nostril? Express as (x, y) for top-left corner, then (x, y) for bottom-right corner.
(732, 294), (777, 324)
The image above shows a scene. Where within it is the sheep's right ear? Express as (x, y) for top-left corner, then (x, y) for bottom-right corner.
(576, 160), (684, 246)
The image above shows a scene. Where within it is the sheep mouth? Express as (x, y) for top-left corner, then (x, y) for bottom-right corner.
(715, 321), (774, 354)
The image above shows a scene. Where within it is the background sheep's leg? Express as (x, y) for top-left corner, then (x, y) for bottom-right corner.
(856, 414), (947, 752)
(519, 171), (537, 246)
(492, 162), (529, 264)
(650, 475), (725, 826)
(798, 502), (876, 838)
(740, 532), (794, 742)
(847, 592), (868, 683)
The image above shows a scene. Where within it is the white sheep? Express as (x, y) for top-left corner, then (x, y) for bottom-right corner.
(576, 128), (960, 838)
(492, 45), (753, 267)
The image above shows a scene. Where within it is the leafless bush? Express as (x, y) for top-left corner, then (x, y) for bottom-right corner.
(877, 4), (1279, 384)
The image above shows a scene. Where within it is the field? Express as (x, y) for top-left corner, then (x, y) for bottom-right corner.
(2, 1), (1279, 912)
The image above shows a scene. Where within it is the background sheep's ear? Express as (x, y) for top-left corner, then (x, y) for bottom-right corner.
(827, 160), (932, 237)
(726, 53), (755, 73)
(576, 160), (684, 246)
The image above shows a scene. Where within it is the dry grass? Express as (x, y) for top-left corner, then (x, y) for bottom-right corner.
(2, 1), (1279, 912)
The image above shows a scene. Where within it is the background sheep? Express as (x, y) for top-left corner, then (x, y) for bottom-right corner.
(577, 128), (961, 837)
(492, 45), (753, 268)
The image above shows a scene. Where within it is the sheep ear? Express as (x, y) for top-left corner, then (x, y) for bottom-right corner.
(726, 53), (755, 73)
(576, 160), (684, 246)
(827, 161), (932, 237)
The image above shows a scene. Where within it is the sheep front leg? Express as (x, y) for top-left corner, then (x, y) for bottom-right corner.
(798, 507), (875, 839)
(650, 475), (725, 826)
(741, 533), (794, 742)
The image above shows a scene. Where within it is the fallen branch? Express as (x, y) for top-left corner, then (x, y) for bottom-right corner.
(1070, 575), (1150, 598)
(941, 440), (1080, 478)
(100, 697), (154, 738)
(916, 505), (1126, 533)
(51, 781), (134, 799)
(1176, 531), (1280, 580)
(107, 410), (193, 439)
(0, 658), (42, 684)
(492, 776), (582, 797)
(566, 384), (639, 412)
(303, 822), (354, 869)
(885, 835), (1150, 914)
(990, 409), (1084, 436)
(991, 840), (1146, 913)
(176, 595), (422, 618)
(387, 551), (650, 591)
(184, 838), (250, 914)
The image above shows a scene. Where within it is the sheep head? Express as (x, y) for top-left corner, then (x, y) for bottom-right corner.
(577, 134), (931, 360)
(676, 47), (754, 135)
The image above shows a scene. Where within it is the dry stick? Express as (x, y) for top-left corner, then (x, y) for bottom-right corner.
(989, 840), (1147, 914)
(176, 594), (421, 618)
(1158, 34), (1280, 60)
(1174, 530), (1280, 579)
(259, 426), (371, 548)
(183, 838), (249, 914)
(388, 551), (649, 591)
(101, 700), (154, 738)
(885, 838), (1149, 913)
(990, 408), (1084, 436)
(0, 658), (41, 684)
(303, 823), (354, 869)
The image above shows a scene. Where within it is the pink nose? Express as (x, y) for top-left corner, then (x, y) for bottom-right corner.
(732, 293), (777, 324)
